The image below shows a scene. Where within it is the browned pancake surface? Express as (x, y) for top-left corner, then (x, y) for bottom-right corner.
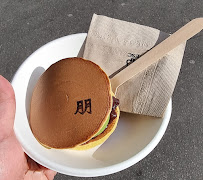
(30, 58), (112, 148)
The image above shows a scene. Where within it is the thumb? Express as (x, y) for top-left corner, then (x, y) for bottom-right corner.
(0, 75), (16, 141)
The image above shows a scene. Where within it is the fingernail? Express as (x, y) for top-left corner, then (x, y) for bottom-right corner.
(33, 171), (44, 179)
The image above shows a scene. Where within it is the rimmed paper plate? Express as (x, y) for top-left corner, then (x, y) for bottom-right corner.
(12, 33), (172, 177)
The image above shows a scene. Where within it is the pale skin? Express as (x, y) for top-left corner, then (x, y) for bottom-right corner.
(0, 75), (57, 180)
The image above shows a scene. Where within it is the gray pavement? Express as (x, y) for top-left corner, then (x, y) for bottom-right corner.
(0, 0), (202, 179)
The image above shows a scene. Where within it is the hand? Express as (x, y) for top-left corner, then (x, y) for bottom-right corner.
(0, 75), (57, 180)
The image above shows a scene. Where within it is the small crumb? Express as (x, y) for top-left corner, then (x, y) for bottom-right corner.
(189, 60), (195, 64)
(121, 3), (126, 6)
(68, 14), (73, 17)
(66, 95), (69, 102)
(27, 22), (29, 25)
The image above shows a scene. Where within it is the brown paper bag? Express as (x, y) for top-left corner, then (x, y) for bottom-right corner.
(82, 14), (186, 117)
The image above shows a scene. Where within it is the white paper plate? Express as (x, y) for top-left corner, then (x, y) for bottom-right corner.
(12, 33), (172, 177)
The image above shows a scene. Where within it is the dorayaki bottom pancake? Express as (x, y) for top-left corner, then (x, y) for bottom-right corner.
(30, 57), (119, 149)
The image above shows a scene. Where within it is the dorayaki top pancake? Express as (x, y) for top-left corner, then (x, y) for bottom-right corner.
(30, 57), (113, 149)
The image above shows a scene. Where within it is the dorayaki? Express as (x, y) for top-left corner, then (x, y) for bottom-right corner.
(30, 57), (120, 150)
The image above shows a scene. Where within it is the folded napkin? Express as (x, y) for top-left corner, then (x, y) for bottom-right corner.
(82, 14), (186, 117)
